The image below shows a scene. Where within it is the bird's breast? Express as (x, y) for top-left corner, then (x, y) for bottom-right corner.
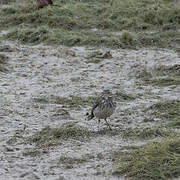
(93, 105), (114, 119)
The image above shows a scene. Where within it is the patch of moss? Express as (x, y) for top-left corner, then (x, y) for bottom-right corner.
(6, 135), (21, 145)
(120, 31), (137, 47)
(147, 100), (180, 128)
(115, 91), (135, 101)
(136, 67), (153, 80)
(96, 128), (122, 136)
(0, 54), (9, 72)
(86, 59), (101, 64)
(148, 100), (180, 120)
(122, 127), (174, 139)
(5, 27), (49, 44)
(155, 64), (180, 77)
(6, 128), (25, 145)
(52, 95), (97, 107)
(22, 149), (42, 157)
(28, 124), (92, 148)
(32, 95), (97, 108)
(32, 96), (49, 104)
(113, 137), (180, 180)
(58, 155), (89, 169)
(146, 64), (180, 86)
(169, 118), (180, 128)
(149, 76), (180, 86)
(136, 64), (180, 86)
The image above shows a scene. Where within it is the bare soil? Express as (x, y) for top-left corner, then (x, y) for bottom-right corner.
(0, 30), (180, 179)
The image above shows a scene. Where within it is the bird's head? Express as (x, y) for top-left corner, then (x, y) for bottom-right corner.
(102, 89), (113, 98)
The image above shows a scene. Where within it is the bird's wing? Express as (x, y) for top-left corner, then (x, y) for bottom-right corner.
(91, 100), (100, 113)
(87, 97), (103, 120)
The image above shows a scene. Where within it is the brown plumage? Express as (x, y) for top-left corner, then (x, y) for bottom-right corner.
(37, 0), (60, 9)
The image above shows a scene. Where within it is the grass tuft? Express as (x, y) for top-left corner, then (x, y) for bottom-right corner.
(122, 127), (175, 139)
(169, 119), (180, 128)
(155, 64), (180, 77)
(136, 64), (180, 86)
(150, 76), (180, 86)
(149, 64), (180, 86)
(148, 100), (180, 120)
(28, 124), (92, 148)
(115, 91), (136, 101)
(113, 137), (180, 180)
(58, 155), (90, 169)
(5, 27), (49, 44)
(32, 94), (97, 108)
(147, 100), (180, 127)
(53, 95), (97, 107)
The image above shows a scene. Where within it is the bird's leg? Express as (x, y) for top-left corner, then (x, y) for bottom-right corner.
(98, 119), (100, 131)
(104, 118), (112, 131)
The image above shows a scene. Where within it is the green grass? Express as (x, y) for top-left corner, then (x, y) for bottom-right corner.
(27, 125), (171, 149)
(28, 124), (92, 148)
(1, 0), (179, 30)
(148, 100), (180, 120)
(33, 94), (97, 108)
(169, 119), (180, 128)
(147, 100), (180, 127)
(4, 27), (180, 48)
(115, 91), (136, 101)
(0, 0), (179, 48)
(150, 76), (180, 86)
(155, 64), (180, 76)
(53, 95), (97, 107)
(149, 64), (180, 86)
(5, 27), (49, 44)
(136, 64), (180, 86)
(113, 137), (180, 180)
(122, 127), (175, 139)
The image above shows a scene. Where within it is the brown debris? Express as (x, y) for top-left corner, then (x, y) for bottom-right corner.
(37, 0), (53, 9)
(37, 0), (61, 10)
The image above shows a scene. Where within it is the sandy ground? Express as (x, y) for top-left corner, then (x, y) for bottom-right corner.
(0, 32), (180, 179)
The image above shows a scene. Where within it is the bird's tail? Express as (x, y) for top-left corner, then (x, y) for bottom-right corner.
(85, 112), (94, 121)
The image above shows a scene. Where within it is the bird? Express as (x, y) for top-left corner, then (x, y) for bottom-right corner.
(37, 0), (60, 9)
(87, 89), (116, 131)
